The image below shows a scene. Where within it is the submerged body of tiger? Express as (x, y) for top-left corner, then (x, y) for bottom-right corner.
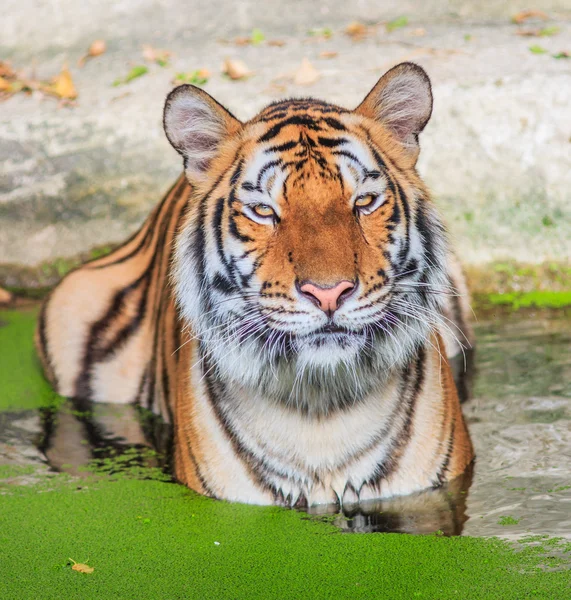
(37, 63), (474, 506)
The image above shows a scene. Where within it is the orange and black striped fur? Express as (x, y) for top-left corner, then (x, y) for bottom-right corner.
(37, 63), (474, 506)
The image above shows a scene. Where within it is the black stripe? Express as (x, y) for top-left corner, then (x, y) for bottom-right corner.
(265, 140), (298, 153)
(331, 149), (366, 170)
(37, 298), (58, 388)
(256, 159), (284, 188)
(201, 355), (284, 495)
(258, 115), (323, 143)
(393, 177), (410, 265)
(100, 276), (151, 357)
(230, 159), (244, 186)
(365, 347), (426, 487)
(75, 180), (183, 399)
(323, 117), (346, 130)
(317, 136), (347, 147)
(211, 272), (239, 295)
(435, 417), (456, 486)
(415, 202), (436, 265)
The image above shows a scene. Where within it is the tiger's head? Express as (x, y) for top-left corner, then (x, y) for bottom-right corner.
(164, 62), (450, 414)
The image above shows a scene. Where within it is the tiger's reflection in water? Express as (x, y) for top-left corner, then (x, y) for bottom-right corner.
(308, 467), (473, 535)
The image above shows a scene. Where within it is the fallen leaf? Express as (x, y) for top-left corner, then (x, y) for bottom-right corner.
(142, 45), (171, 67)
(267, 40), (286, 47)
(264, 82), (287, 95)
(517, 26), (560, 37)
(88, 40), (107, 57)
(0, 286), (12, 304)
(293, 57), (319, 86)
(0, 61), (22, 98)
(307, 27), (333, 40)
(538, 26), (560, 36)
(386, 16), (408, 32)
(222, 58), (252, 80)
(78, 40), (107, 67)
(529, 44), (549, 54)
(464, 33), (473, 42)
(512, 9), (548, 24)
(69, 558), (94, 574)
(251, 28), (265, 45)
(48, 67), (78, 99)
(319, 51), (338, 59)
(173, 69), (210, 86)
(0, 61), (16, 78)
(0, 62), (78, 103)
(552, 51), (570, 59)
(345, 21), (368, 40)
(113, 65), (149, 86)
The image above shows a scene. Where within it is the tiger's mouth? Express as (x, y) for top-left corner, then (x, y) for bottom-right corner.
(317, 324), (351, 335)
(297, 324), (367, 353)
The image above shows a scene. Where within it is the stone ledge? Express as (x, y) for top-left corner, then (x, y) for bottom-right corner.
(1, 5), (570, 274)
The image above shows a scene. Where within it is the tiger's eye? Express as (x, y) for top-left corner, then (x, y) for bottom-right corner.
(355, 194), (376, 208)
(252, 204), (275, 218)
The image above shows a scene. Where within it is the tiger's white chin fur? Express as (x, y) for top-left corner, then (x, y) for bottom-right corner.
(295, 332), (364, 370)
(195, 314), (431, 415)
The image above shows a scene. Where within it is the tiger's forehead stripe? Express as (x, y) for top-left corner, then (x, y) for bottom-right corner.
(235, 111), (385, 203)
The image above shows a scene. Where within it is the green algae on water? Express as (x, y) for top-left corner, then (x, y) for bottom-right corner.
(487, 291), (571, 310)
(0, 474), (570, 600)
(0, 309), (65, 412)
(1, 310), (571, 598)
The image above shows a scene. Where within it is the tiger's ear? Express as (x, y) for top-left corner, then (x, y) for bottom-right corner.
(164, 85), (242, 182)
(355, 62), (432, 161)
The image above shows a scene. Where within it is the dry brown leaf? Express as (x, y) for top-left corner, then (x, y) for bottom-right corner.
(223, 58), (252, 80)
(0, 62), (78, 102)
(70, 558), (94, 574)
(234, 37), (251, 46)
(0, 286), (12, 304)
(293, 58), (320, 86)
(78, 40), (106, 67)
(0, 62), (16, 78)
(142, 45), (172, 65)
(512, 9), (548, 24)
(264, 83), (287, 95)
(345, 21), (368, 40)
(88, 40), (106, 57)
(516, 28), (542, 36)
(267, 40), (286, 47)
(319, 51), (338, 59)
(44, 67), (77, 99)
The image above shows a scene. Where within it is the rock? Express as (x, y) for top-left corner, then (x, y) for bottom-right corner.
(1, 1), (570, 283)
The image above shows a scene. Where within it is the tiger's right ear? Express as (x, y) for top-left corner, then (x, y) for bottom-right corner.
(163, 85), (242, 182)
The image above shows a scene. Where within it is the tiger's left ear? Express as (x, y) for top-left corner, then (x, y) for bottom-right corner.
(164, 84), (242, 183)
(355, 62), (432, 162)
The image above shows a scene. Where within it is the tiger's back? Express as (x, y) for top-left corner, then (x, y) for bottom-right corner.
(37, 175), (190, 419)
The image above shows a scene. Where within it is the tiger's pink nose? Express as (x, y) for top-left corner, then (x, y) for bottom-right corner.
(298, 280), (356, 314)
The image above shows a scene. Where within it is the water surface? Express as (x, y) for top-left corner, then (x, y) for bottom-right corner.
(1, 308), (569, 538)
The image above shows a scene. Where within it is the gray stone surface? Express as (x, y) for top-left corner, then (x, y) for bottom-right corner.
(1, 1), (570, 273)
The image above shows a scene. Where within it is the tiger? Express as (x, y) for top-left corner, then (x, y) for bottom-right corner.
(36, 62), (474, 507)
